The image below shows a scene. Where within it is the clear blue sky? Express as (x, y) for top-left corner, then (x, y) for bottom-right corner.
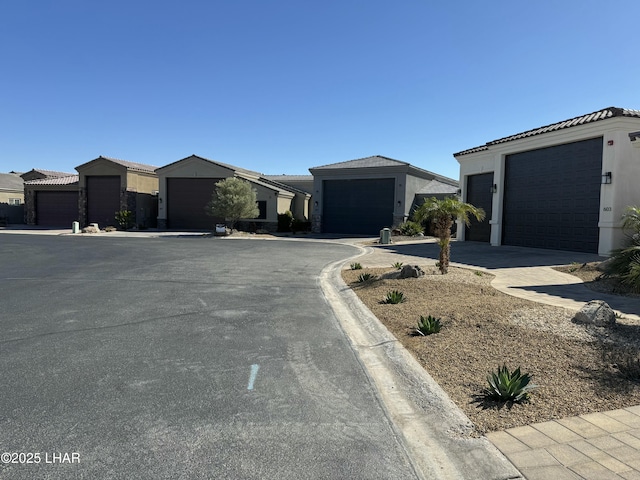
(1, 1), (638, 180)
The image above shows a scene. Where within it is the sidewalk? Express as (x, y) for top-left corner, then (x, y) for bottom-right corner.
(358, 238), (640, 480)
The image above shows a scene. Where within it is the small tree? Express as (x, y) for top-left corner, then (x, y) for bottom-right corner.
(206, 177), (260, 230)
(412, 196), (485, 274)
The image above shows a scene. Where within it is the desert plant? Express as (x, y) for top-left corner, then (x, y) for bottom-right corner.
(603, 206), (640, 292)
(350, 262), (363, 270)
(416, 315), (442, 335)
(115, 209), (134, 230)
(474, 270), (483, 277)
(602, 346), (640, 381)
(392, 262), (404, 270)
(206, 178), (260, 230)
(382, 290), (406, 304)
(412, 197), (485, 274)
(484, 365), (536, 403)
(357, 273), (375, 283)
(399, 221), (424, 237)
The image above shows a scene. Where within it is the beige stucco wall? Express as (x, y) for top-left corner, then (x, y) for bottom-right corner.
(0, 190), (23, 203)
(126, 171), (159, 193)
(456, 117), (640, 255)
(77, 161), (127, 189)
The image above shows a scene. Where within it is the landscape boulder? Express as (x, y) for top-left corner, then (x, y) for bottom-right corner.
(596, 258), (614, 272)
(399, 265), (425, 279)
(573, 300), (616, 327)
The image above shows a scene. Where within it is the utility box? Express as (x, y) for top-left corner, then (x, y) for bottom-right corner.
(379, 228), (391, 244)
(72, 221), (80, 234)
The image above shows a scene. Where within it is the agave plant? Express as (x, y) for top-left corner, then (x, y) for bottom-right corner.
(382, 290), (406, 304)
(357, 273), (375, 283)
(350, 262), (363, 270)
(484, 365), (536, 403)
(392, 262), (404, 270)
(416, 315), (442, 335)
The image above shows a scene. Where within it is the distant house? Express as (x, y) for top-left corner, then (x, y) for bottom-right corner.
(454, 107), (640, 255)
(75, 156), (159, 228)
(156, 155), (310, 230)
(0, 173), (25, 224)
(24, 174), (79, 227)
(309, 155), (458, 234)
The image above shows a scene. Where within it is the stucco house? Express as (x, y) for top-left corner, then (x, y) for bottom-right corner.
(156, 155), (310, 230)
(24, 174), (79, 226)
(0, 172), (25, 224)
(309, 155), (458, 234)
(454, 107), (640, 255)
(75, 156), (159, 228)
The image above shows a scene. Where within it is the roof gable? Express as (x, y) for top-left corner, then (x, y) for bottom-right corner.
(455, 107), (640, 156)
(310, 155), (408, 170)
(24, 175), (79, 186)
(75, 156), (158, 173)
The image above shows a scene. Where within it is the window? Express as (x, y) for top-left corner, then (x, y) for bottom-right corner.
(257, 201), (267, 219)
(8, 198), (21, 205)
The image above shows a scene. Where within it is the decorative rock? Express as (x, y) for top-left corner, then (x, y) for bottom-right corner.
(400, 264), (425, 279)
(81, 225), (100, 234)
(573, 300), (616, 327)
(596, 258), (614, 272)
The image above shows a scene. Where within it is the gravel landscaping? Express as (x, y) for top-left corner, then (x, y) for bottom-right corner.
(342, 263), (640, 435)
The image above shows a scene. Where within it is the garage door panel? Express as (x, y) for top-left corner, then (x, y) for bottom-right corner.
(502, 137), (602, 253)
(87, 176), (121, 227)
(167, 178), (223, 229)
(36, 191), (78, 226)
(323, 179), (394, 234)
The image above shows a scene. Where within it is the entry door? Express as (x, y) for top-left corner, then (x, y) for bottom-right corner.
(465, 173), (493, 242)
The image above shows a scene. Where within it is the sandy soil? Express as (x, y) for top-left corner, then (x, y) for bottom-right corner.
(342, 263), (640, 435)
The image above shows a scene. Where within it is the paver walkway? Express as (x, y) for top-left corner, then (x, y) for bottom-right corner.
(358, 238), (640, 480)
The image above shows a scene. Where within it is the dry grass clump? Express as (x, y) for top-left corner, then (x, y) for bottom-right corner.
(342, 265), (640, 435)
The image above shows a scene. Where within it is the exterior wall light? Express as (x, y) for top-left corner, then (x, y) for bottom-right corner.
(397, 200), (402, 206)
(601, 172), (612, 184)
(490, 184), (497, 193)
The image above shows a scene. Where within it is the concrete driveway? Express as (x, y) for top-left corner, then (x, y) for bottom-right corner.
(1, 234), (426, 479)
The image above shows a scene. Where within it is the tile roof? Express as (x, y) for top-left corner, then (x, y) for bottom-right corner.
(454, 107), (640, 157)
(24, 175), (79, 186)
(0, 173), (24, 191)
(76, 156), (158, 173)
(28, 169), (73, 178)
(310, 155), (408, 170)
(156, 155), (263, 178)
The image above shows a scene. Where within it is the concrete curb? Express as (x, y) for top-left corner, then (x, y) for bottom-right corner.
(319, 245), (524, 480)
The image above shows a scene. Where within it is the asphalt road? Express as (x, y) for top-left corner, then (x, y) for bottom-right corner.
(0, 235), (420, 479)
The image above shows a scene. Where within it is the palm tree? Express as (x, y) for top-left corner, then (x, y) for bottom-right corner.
(412, 196), (485, 274)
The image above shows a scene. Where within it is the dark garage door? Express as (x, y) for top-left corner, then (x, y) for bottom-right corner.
(322, 178), (394, 234)
(502, 137), (603, 253)
(167, 178), (223, 229)
(36, 191), (78, 226)
(87, 176), (121, 227)
(465, 173), (493, 242)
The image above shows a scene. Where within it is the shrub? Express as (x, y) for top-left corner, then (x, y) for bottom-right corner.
(357, 273), (375, 283)
(602, 346), (640, 381)
(277, 211), (294, 232)
(399, 221), (424, 237)
(291, 218), (311, 233)
(350, 262), (363, 270)
(382, 290), (406, 304)
(392, 262), (404, 270)
(603, 206), (640, 292)
(416, 315), (442, 335)
(115, 210), (134, 230)
(484, 365), (536, 403)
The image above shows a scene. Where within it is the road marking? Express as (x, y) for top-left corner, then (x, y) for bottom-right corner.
(247, 364), (260, 390)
